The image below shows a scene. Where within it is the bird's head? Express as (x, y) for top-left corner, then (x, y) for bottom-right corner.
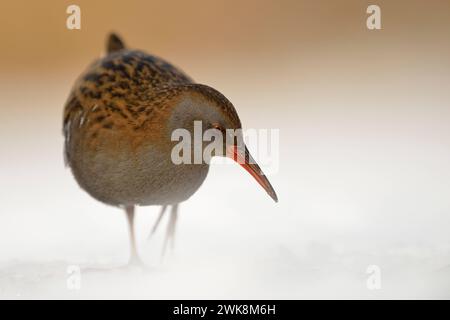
(164, 84), (278, 202)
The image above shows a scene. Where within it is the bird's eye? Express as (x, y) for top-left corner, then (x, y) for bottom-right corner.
(211, 123), (224, 132)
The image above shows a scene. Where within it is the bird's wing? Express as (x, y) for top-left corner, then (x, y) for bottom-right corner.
(63, 38), (195, 165)
(63, 90), (136, 167)
(104, 33), (193, 89)
(62, 92), (83, 166)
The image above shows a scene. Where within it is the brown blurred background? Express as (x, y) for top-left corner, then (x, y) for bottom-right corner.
(1, 0), (450, 143)
(2, 1), (450, 70)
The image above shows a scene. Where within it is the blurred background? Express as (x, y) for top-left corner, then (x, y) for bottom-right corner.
(1, 0), (450, 299)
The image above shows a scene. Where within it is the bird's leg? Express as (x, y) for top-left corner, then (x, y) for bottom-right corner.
(147, 205), (168, 240)
(168, 204), (179, 251)
(162, 204), (179, 257)
(125, 205), (141, 265)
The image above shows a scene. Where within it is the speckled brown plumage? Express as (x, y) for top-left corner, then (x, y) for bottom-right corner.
(63, 46), (240, 167)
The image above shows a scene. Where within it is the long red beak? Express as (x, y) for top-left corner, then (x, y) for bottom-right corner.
(227, 145), (278, 202)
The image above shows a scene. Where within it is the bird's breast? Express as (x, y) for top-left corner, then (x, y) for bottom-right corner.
(68, 128), (209, 206)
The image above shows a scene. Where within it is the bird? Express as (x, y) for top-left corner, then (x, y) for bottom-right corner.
(63, 33), (278, 264)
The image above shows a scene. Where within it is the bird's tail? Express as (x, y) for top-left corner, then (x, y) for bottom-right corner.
(106, 32), (126, 54)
